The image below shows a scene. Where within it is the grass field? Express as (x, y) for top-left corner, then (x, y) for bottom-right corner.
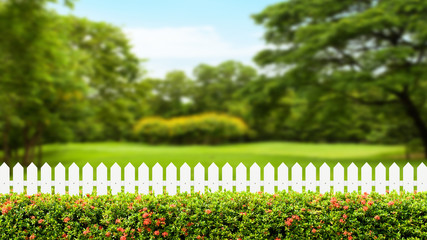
(32, 141), (426, 179)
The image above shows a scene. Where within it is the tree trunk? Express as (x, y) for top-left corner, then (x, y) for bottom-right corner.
(397, 92), (427, 159)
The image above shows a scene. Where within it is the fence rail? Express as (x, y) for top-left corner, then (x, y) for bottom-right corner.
(0, 162), (426, 195)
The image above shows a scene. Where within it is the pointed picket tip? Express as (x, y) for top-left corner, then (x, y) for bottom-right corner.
(404, 162), (413, 169)
(265, 162), (273, 168)
(167, 162), (176, 168)
(55, 162), (65, 168)
(418, 162), (427, 168)
(153, 163), (162, 169)
(83, 162), (92, 168)
(237, 162), (245, 168)
(181, 162), (190, 168)
(139, 162), (148, 169)
(390, 162), (398, 168)
(195, 162), (203, 168)
(321, 162), (329, 168)
(208, 162), (218, 168)
(349, 162), (357, 168)
(14, 162), (23, 168)
(97, 162), (107, 168)
(362, 162), (371, 168)
(223, 162), (232, 168)
(251, 162), (260, 168)
(112, 162), (120, 168)
(334, 162), (343, 168)
(0, 162), (9, 167)
(42, 162), (50, 168)
(292, 163), (302, 170)
(125, 162), (134, 168)
(28, 162), (36, 168)
(278, 162), (288, 169)
(307, 162), (315, 168)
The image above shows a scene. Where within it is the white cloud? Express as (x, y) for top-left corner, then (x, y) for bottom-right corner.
(124, 26), (265, 78)
(124, 26), (263, 59)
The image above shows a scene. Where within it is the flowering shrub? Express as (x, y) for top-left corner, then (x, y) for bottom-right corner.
(1, 190), (426, 239)
(133, 112), (249, 144)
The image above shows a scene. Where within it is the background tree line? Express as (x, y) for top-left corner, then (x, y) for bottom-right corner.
(1, 0), (426, 166)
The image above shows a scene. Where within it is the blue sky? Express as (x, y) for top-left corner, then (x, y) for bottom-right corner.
(53, 0), (281, 78)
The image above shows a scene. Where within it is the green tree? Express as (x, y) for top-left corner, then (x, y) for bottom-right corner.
(254, 0), (427, 157)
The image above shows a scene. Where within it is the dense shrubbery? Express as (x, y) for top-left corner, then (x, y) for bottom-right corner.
(1, 191), (426, 239)
(133, 113), (249, 144)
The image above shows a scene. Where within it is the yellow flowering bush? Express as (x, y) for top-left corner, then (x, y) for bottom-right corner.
(133, 113), (249, 144)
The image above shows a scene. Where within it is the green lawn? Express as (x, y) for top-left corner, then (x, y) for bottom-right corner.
(33, 142), (426, 180)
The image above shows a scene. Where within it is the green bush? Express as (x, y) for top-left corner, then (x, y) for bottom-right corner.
(1, 191), (426, 239)
(133, 113), (249, 144)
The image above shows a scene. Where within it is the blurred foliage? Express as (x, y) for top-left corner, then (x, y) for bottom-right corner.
(134, 113), (249, 144)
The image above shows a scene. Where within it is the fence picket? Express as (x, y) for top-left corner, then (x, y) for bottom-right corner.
(69, 163), (79, 195)
(0, 163), (10, 194)
(418, 163), (427, 192)
(180, 163), (191, 193)
(222, 163), (233, 192)
(277, 163), (288, 192)
(152, 163), (163, 195)
(125, 163), (135, 193)
(166, 163), (177, 195)
(319, 163), (330, 193)
(55, 163), (65, 195)
(13, 163), (24, 194)
(236, 163), (246, 192)
(306, 163), (316, 192)
(264, 163), (275, 194)
(111, 163), (121, 195)
(41, 163), (51, 194)
(389, 163), (400, 193)
(208, 163), (219, 192)
(27, 163), (38, 195)
(347, 163), (358, 193)
(194, 163), (205, 193)
(333, 163), (344, 193)
(292, 163), (302, 193)
(375, 163), (386, 194)
(361, 163), (372, 194)
(96, 163), (107, 195)
(403, 163), (414, 193)
(250, 163), (260, 193)
(138, 163), (149, 194)
(83, 163), (93, 195)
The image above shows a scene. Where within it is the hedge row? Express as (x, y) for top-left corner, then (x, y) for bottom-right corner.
(1, 190), (426, 239)
(133, 113), (249, 144)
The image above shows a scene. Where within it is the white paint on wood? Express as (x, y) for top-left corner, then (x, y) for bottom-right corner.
(319, 163), (330, 193)
(333, 163), (344, 193)
(54, 163), (65, 195)
(347, 163), (358, 193)
(27, 163), (38, 195)
(403, 163), (414, 193)
(277, 163), (288, 192)
(194, 163), (205, 193)
(208, 163), (219, 192)
(418, 163), (427, 192)
(13, 163), (24, 194)
(0, 163), (10, 194)
(138, 163), (149, 194)
(361, 163), (372, 194)
(152, 163), (163, 195)
(292, 163), (302, 193)
(125, 163), (135, 193)
(250, 163), (260, 193)
(305, 163), (316, 192)
(264, 163), (275, 194)
(110, 163), (121, 195)
(222, 163), (233, 192)
(166, 163), (177, 195)
(96, 163), (107, 195)
(180, 163), (191, 194)
(375, 163), (386, 194)
(41, 163), (51, 194)
(389, 163), (400, 193)
(82, 163), (93, 195)
(68, 163), (79, 195)
(236, 163), (246, 192)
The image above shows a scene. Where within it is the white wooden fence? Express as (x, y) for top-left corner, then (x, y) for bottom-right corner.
(0, 162), (426, 195)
